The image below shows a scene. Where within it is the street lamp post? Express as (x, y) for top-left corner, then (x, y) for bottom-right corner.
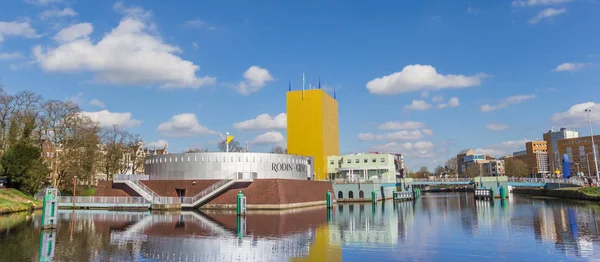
(586, 152), (593, 177)
(585, 108), (599, 184)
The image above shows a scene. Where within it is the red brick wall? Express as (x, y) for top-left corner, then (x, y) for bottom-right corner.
(96, 179), (335, 206)
(95, 181), (141, 197)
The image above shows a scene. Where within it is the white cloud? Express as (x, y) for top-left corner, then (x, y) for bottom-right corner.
(554, 62), (589, 72)
(366, 64), (485, 95)
(82, 110), (142, 128)
(404, 100), (432, 111)
(372, 141), (436, 158)
(234, 66), (274, 95)
(421, 90), (429, 98)
(0, 52), (22, 60)
(512, 0), (571, 7)
(40, 8), (78, 20)
(480, 94), (536, 112)
(192, 42), (198, 49)
(113, 1), (152, 20)
(551, 102), (600, 128)
(89, 99), (105, 108)
(251, 131), (285, 145)
(437, 97), (460, 109)
(378, 121), (426, 130)
(0, 21), (40, 42)
(53, 23), (92, 43)
(422, 129), (434, 136)
(485, 123), (509, 131)
(33, 6), (215, 89)
(233, 113), (286, 130)
(183, 19), (216, 30)
(474, 139), (530, 158)
(24, 0), (62, 5)
(67, 92), (84, 105)
(432, 96), (444, 102)
(529, 7), (566, 24)
(145, 139), (168, 149)
(157, 113), (216, 137)
(467, 6), (481, 15)
(358, 130), (423, 141)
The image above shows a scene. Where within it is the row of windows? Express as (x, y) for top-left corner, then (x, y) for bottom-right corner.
(330, 158), (387, 165)
(146, 155), (306, 165)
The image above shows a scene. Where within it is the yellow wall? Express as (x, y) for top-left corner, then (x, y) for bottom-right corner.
(287, 89), (339, 180)
(292, 224), (342, 262)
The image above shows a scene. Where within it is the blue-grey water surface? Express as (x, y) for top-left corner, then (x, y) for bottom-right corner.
(1, 192), (600, 261)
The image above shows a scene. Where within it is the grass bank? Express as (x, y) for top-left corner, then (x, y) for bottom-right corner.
(0, 189), (41, 214)
(513, 187), (600, 202)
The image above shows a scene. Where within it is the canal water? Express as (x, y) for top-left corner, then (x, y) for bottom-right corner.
(1, 193), (600, 261)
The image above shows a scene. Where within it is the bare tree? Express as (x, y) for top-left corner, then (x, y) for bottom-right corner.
(218, 139), (242, 152)
(100, 125), (134, 179)
(270, 146), (286, 154)
(465, 164), (481, 178)
(185, 148), (208, 153)
(445, 157), (458, 175)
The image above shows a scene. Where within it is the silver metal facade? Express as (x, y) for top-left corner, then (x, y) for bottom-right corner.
(144, 152), (313, 180)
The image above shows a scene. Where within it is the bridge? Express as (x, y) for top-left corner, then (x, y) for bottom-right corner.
(370, 177), (585, 188)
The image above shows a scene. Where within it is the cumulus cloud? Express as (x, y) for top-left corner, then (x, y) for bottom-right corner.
(554, 62), (589, 72)
(53, 23), (92, 43)
(432, 96), (444, 102)
(0, 52), (22, 60)
(82, 110), (142, 128)
(40, 8), (78, 20)
(529, 7), (566, 24)
(378, 121), (426, 130)
(145, 139), (168, 149)
(551, 102), (600, 128)
(234, 66), (274, 95)
(480, 94), (536, 112)
(437, 97), (460, 109)
(421, 90), (430, 98)
(474, 139), (530, 158)
(512, 0), (571, 7)
(422, 129), (434, 136)
(372, 141), (436, 158)
(366, 64), (485, 95)
(89, 99), (105, 108)
(157, 113), (216, 137)
(24, 0), (62, 5)
(485, 123), (509, 131)
(33, 5), (215, 89)
(251, 131), (285, 145)
(404, 100), (432, 111)
(358, 130), (423, 141)
(233, 113), (286, 130)
(0, 20), (40, 42)
(183, 19), (216, 30)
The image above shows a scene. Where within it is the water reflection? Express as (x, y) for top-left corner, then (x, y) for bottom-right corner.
(1, 193), (600, 261)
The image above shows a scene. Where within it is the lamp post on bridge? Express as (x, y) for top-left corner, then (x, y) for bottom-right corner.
(585, 108), (599, 185)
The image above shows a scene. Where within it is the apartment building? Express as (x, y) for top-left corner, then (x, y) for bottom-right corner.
(482, 160), (505, 176)
(544, 128), (579, 174)
(557, 135), (600, 177)
(512, 141), (550, 176)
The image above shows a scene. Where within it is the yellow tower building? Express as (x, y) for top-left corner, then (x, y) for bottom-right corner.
(287, 89), (339, 180)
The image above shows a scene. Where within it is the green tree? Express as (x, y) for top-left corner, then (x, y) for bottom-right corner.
(505, 158), (528, 177)
(1, 142), (49, 195)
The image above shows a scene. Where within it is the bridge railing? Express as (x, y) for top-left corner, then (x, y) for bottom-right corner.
(507, 177), (586, 186)
(58, 196), (150, 204)
(412, 178), (472, 183)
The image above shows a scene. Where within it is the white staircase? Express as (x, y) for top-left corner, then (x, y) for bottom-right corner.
(113, 178), (159, 202)
(181, 173), (251, 208)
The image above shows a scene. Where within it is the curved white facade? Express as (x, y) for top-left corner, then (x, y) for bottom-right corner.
(144, 152), (313, 180)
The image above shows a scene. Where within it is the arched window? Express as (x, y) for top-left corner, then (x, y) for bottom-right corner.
(348, 191), (354, 199)
(338, 191), (344, 199)
(359, 190), (364, 198)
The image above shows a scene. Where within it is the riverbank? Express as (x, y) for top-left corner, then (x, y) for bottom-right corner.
(0, 189), (41, 215)
(512, 187), (600, 201)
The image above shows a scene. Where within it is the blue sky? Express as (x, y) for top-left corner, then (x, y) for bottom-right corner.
(1, 0), (599, 170)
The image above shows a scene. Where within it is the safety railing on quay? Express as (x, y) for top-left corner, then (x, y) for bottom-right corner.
(180, 173), (238, 205)
(130, 179), (161, 200)
(412, 178), (472, 183)
(507, 177), (586, 186)
(57, 196), (151, 204)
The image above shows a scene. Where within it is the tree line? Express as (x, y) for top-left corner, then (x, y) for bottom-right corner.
(0, 86), (141, 195)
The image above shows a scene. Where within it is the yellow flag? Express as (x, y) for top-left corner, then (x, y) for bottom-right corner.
(227, 135), (234, 144)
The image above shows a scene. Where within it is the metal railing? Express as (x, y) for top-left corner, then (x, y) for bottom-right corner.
(114, 174), (149, 181)
(129, 179), (160, 201)
(179, 173), (238, 205)
(58, 196), (150, 204)
(412, 178), (472, 183)
(507, 177), (586, 186)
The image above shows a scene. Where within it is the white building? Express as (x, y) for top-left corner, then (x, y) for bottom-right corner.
(327, 153), (404, 182)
